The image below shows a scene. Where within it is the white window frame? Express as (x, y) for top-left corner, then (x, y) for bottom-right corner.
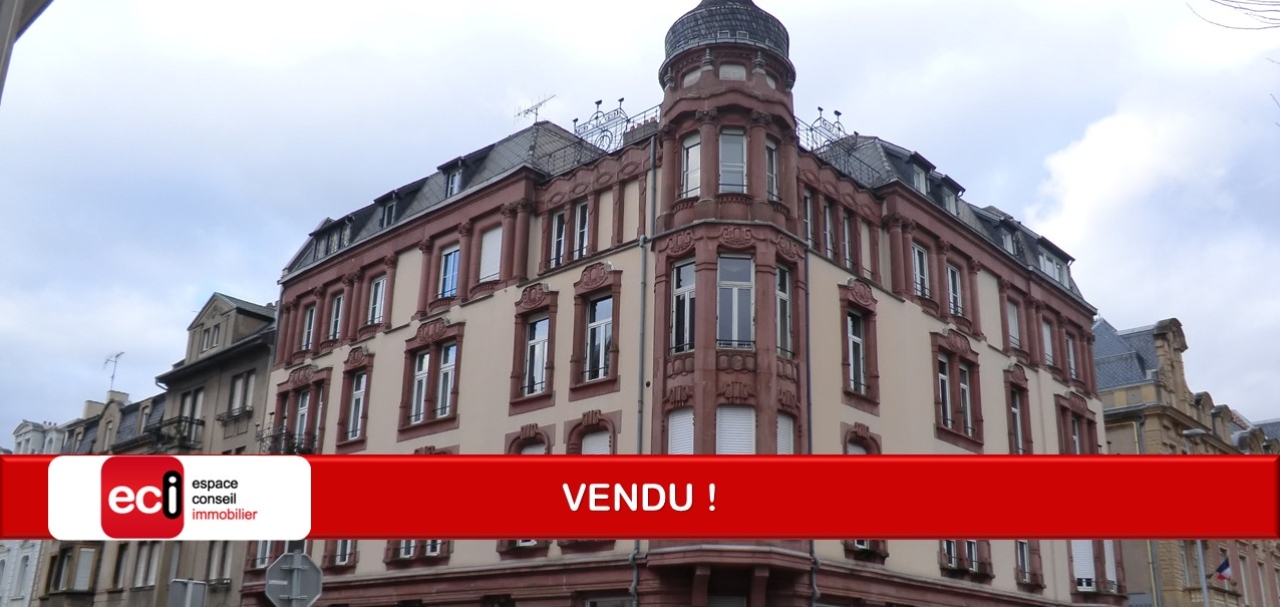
(423, 540), (444, 556)
(294, 390), (310, 438)
(381, 202), (396, 228)
(912, 244), (930, 297)
(398, 540), (416, 559)
(848, 312), (865, 394)
(574, 200), (590, 260)
(1071, 416), (1082, 454)
(1067, 335), (1079, 379)
(718, 128), (747, 193)
(842, 213), (854, 270)
(1016, 540), (1031, 581)
(550, 211), (567, 268)
(200, 328), (210, 351)
(681, 134), (701, 198)
(942, 540), (958, 568)
(944, 190), (958, 214)
(328, 294), (343, 340)
(436, 343), (457, 418)
(254, 540), (271, 569)
(938, 354), (952, 429)
(301, 304), (316, 350)
(716, 256), (755, 349)
(672, 261), (696, 353)
(1043, 320), (1056, 366)
(446, 169), (462, 197)
(765, 139), (778, 199)
(478, 226), (503, 282)
(211, 324), (220, 347)
(959, 364), (973, 437)
(913, 165), (928, 192)
(823, 202), (835, 257)
(347, 372), (366, 440)
(333, 540), (353, 566)
(367, 276), (386, 325)
(1007, 300), (1021, 348)
(1002, 231), (1016, 253)
(966, 540), (980, 572)
(586, 297), (613, 381)
(410, 351), (429, 424)
(946, 265), (963, 316)
(524, 316), (550, 395)
(803, 189), (814, 246)
(1011, 390), (1024, 454)
(439, 245), (460, 298)
(776, 267), (792, 358)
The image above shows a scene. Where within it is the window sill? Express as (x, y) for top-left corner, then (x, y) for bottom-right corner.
(321, 563), (356, 575)
(396, 414), (460, 441)
(384, 555), (450, 569)
(496, 541), (551, 560)
(104, 589), (125, 595)
(842, 541), (888, 565)
(934, 424), (984, 453)
(510, 392), (555, 416)
(568, 375), (619, 402)
(557, 539), (616, 554)
(427, 297), (457, 316)
(841, 387), (879, 415)
(1017, 581), (1046, 594)
(917, 297), (941, 317)
(334, 435), (367, 454)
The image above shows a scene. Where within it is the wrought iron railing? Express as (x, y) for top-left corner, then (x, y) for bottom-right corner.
(256, 427), (317, 455)
(148, 416), (205, 450)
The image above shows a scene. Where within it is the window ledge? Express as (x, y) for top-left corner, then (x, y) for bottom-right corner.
(934, 425), (984, 453)
(104, 589), (125, 595)
(334, 436), (367, 454)
(384, 555), (450, 569)
(396, 414), (460, 441)
(509, 392), (555, 416)
(557, 539), (617, 554)
(568, 375), (620, 402)
(841, 387), (879, 415)
(427, 297), (457, 315)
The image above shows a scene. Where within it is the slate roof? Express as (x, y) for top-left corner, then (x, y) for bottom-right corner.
(213, 293), (276, 321)
(663, 0), (791, 68)
(1255, 418), (1280, 442)
(285, 121), (600, 278)
(1092, 318), (1157, 391)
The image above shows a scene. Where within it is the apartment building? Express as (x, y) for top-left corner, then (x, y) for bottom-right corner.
(34, 293), (276, 607)
(242, 1), (1118, 606)
(1096, 318), (1280, 607)
(1, 420), (68, 607)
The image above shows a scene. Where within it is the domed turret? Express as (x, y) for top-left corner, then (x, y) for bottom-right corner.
(660, 0), (792, 84)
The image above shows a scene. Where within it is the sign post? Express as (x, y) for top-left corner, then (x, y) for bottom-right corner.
(264, 552), (323, 607)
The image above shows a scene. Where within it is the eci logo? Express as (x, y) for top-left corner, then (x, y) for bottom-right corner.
(101, 456), (185, 539)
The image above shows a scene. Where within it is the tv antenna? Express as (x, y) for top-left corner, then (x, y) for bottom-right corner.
(104, 352), (125, 391)
(516, 94), (556, 124)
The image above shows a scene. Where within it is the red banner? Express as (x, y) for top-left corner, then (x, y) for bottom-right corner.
(4, 455), (1278, 540)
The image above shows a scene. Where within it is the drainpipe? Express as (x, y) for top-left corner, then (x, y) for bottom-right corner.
(804, 250), (821, 607)
(1135, 415), (1163, 607)
(630, 132), (658, 607)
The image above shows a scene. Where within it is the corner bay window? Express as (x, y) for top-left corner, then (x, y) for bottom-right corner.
(585, 297), (612, 381)
(719, 128), (746, 193)
(671, 261), (696, 353)
(717, 257), (754, 349)
(681, 134), (701, 198)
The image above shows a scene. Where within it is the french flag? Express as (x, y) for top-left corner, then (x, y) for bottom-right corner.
(1210, 557), (1233, 581)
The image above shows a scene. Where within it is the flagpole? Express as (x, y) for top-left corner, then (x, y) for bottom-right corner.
(1183, 429), (1213, 607)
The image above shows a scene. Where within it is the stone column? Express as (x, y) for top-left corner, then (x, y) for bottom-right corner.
(967, 262), (983, 336)
(747, 111), (769, 202)
(697, 109), (719, 198)
(312, 287), (328, 348)
(611, 182), (625, 247)
(346, 270), (365, 340)
(500, 203), (517, 281)
(932, 240), (949, 311)
(693, 238), (718, 455)
(279, 301), (296, 359)
(381, 255), (398, 328)
(886, 215), (904, 295)
(514, 201), (531, 282)
(415, 239), (434, 318)
(660, 124), (679, 212)
(867, 218), (882, 284)
(340, 274), (355, 341)
(456, 221), (474, 301)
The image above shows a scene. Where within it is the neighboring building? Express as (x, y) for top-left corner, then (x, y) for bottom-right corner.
(35, 294), (276, 607)
(1, 420), (66, 607)
(243, 1), (1115, 606)
(0, 0), (53, 105)
(1096, 317), (1280, 607)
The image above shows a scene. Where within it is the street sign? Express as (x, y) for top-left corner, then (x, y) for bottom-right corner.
(264, 552), (323, 607)
(167, 580), (207, 607)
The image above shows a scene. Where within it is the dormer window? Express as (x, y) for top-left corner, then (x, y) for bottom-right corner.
(380, 202), (396, 229)
(912, 166), (928, 193)
(943, 190), (957, 214)
(199, 327), (212, 352)
(1039, 252), (1065, 283)
(446, 169), (463, 197)
(324, 231), (340, 256)
(211, 324), (220, 347)
(1001, 231), (1016, 254)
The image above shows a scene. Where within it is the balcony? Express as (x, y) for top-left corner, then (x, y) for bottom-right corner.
(258, 427), (317, 455)
(147, 416), (205, 452)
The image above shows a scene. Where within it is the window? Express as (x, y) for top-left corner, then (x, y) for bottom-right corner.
(398, 540), (416, 559)
(1067, 335), (1079, 379)
(765, 140), (778, 199)
(439, 245), (460, 298)
(524, 317), (550, 395)
(103, 421), (114, 447)
(1016, 540), (1031, 582)
(294, 390), (310, 438)
(446, 169), (462, 197)
(681, 134), (701, 197)
(912, 244), (930, 297)
(200, 327), (211, 351)
(367, 276), (386, 325)
(16, 555), (28, 594)
(585, 297), (613, 381)
(1072, 540), (1096, 590)
(958, 364), (974, 437)
(478, 227), (503, 282)
(410, 351), (430, 424)
(328, 294), (344, 339)
(848, 313), (866, 394)
(944, 190), (958, 214)
(253, 540), (272, 569)
(668, 408), (694, 454)
(550, 212), (567, 268)
(776, 267), (793, 358)
(716, 257), (754, 349)
(346, 372), (366, 441)
(206, 541), (230, 580)
(1010, 389), (1026, 454)
(581, 430), (612, 455)
(946, 265), (963, 316)
(966, 540), (980, 572)
(134, 542), (159, 587)
(423, 540), (444, 556)
(180, 388), (204, 423)
(823, 202), (835, 258)
(942, 540), (959, 568)
(933, 332), (984, 450)
(574, 200), (590, 260)
(803, 189), (814, 246)
(913, 166), (928, 192)
(1042, 320), (1055, 366)
(1007, 300), (1022, 348)
(672, 261), (696, 353)
(1261, 563), (1270, 607)
(301, 304), (316, 350)
(842, 213), (854, 270)
(211, 324), (220, 346)
(776, 412), (795, 455)
(229, 371), (255, 415)
(521, 441), (547, 455)
(1002, 231), (1016, 253)
(333, 540), (353, 566)
(380, 202), (396, 228)
(937, 354), (952, 430)
(719, 128), (746, 193)
(437, 343), (457, 418)
(1071, 417), (1081, 453)
(716, 405), (756, 454)
(1040, 253), (1064, 282)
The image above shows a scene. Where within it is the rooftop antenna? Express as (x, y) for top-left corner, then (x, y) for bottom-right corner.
(515, 94), (556, 125)
(104, 352), (125, 391)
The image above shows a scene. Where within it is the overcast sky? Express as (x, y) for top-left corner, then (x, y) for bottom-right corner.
(2, 0), (1277, 445)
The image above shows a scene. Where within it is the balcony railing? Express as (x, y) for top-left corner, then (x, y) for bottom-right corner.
(148, 416), (205, 451)
(257, 427), (318, 455)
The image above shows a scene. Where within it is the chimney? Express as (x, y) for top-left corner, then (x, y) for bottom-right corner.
(107, 390), (129, 405)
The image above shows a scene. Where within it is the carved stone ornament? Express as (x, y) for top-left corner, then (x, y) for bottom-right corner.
(719, 226), (756, 249)
(520, 423), (540, 440)
(344, 346), (369, 369)
(341, 272), (357, 287)
(667, 231), (695, 257)
(665, 385), (694, 409)
(776, 237), (803, 263)
(750, 110), (772, 126)
(848, 280), (878, 310)
(779, 390), (799, 413)
(310, 287), (325, 300)
(457, 221), (473, 237)
(383, 255), (398, 269)
(417, 239), (433, 254)
(883, 214), (903, 229)
(501, 202), (520, 218)
(695, 108), (719, 124)
(578, 263), (612, 291)
(415, 318), (449, 344)
(580, 409), (602, 428)
(938, 239), (952, 255)
(283, 300), (298, 312)
(1009, 364), (1028, 385)
(288, 365), (317, 389)
(719, 381), (753, 404)
(517, 283), (553, 312)
(1064, 391), (1089, 414)
(969, 260), (984, 274)
(850, 422), (873, 442)
(945, 330), (972, 355)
